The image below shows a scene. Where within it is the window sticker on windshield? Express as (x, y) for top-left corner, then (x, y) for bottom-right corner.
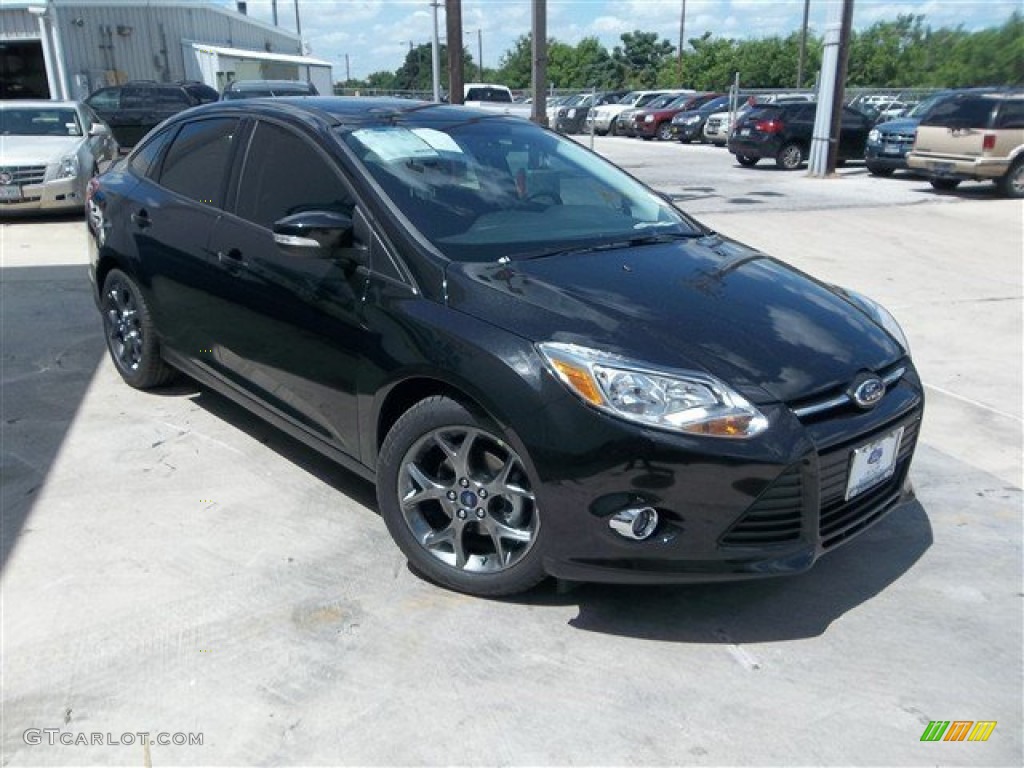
(352, 127), (442, 163)
(411, 128), (463, 154)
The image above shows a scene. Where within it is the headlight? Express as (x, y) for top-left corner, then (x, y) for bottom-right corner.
(538, 343), (769, 438)
(685, 115), (700, 124)
(644, 115), (654, 123)
(58, 155), (80, 179)
(839, 288), (911, 354)
(868, 128), (881, 143)
(568, 108), (577, 118)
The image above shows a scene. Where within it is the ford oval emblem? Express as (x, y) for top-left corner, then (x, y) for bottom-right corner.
(850, 374), (885, 409)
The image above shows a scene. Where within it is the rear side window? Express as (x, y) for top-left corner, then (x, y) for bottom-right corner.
(121, 87), (151, 109)
(154, 87), (191, 107)
(235, 121), (354, 229)
(158, 118), (239, 208)
(994, 101), (1024, 129)
(923, 97), (997, 128)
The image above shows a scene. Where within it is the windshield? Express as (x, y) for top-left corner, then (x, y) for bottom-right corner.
(342, 118), (702, 263)
(645, 94), (677, 110)
(0, 108), (82, 137)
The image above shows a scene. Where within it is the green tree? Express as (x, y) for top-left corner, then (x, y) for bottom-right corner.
(613, 30), (675, 87)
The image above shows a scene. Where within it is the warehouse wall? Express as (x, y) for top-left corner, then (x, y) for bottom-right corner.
(2, 2), (302, 99)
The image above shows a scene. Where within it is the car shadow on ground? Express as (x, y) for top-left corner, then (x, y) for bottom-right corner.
(184, 382), (932, 645)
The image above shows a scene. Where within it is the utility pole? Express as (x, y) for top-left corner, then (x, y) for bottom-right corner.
(271, 0), (278, 26)
(826, 0), (854, 173)
(344, 53), (350, 82)
(796, 0), (810, 88)
(446, 0), (463, 103)
(477, 29), (483, 81)
(531, 0), (547, 126)
(430, 1), (441, 102)
(677, 0), (686, 85)
(293, 0), (301, 38)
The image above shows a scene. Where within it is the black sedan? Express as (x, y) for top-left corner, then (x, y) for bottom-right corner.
(729, 102), (872, 169)
(87, 98), (923, 596)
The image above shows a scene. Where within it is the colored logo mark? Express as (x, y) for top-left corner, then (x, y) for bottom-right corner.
(920, 720), (997, 742)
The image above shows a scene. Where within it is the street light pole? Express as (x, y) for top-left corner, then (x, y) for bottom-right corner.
(797, 0), (810, 88)
(677, 0), (686, 84)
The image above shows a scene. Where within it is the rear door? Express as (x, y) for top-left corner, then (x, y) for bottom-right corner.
(132, 118), (243, 354)
(839, 106), (871, 159)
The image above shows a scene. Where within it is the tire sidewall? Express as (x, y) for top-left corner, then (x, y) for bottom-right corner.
(101, 268), (172, 389)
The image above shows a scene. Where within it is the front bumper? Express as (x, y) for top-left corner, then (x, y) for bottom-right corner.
(531, 364), (924, 584)
(0, 176), (85, 214)
(670, 122), (703, 141)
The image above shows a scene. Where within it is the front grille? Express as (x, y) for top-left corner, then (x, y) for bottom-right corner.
(878, 130), (916, 145)
(720, 465), (804, 547)
(818, 415), (920, 549)
(706, 117), (722, 131)
(0, 165), (47, 186)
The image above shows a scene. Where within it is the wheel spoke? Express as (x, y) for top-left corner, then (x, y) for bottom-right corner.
(452, 529), (469, 568)
(491, 520), (532, 544)
(402, 461), (448, 506)
(423, 525), (454, 549)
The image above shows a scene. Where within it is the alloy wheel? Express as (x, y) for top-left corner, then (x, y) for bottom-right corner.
(104, 278), (144, 372)
(397, 426), (539, 574)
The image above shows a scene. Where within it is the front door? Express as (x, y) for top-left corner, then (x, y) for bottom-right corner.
(203, 120), (371, 455)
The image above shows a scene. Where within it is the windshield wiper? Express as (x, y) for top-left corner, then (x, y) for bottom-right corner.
(508, 231), (704, 262)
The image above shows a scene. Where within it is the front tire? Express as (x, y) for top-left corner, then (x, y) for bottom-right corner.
(736, 154), (759, 167)
(377, 396), (548, 596)
(101, 269), (175, 389)
(867, 164), (895, 177)
(656, 122), (673, 141)
(930, 178), (961, 191)
(776, 142), (805, 170)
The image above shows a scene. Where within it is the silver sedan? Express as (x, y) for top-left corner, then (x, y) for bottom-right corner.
(0, 100), (119, 215)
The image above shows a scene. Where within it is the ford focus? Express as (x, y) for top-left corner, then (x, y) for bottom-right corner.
(87, 98), (923, 596)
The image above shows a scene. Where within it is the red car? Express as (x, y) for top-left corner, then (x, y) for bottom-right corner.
(634, 92), (723, 140)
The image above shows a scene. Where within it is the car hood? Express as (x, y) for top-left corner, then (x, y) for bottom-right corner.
(0, 135), (82, 164)
(874, 116), (921, 133)
(445, 236), (904, 404)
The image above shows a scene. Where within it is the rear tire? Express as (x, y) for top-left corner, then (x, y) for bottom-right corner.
(996, 159), (1024, 198)
(377, 396), (548, 597)
(776, 142), (805, 170)
(736, 155), (759, 167)
(929, 178), (961, 191)
(101, 269), (175, 389)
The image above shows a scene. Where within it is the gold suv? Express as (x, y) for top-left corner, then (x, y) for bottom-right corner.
(907, 90), (1024, 198)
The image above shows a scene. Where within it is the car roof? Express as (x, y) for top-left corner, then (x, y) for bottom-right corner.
(227, 80), (315, 90)
(170, 97), (519, 131)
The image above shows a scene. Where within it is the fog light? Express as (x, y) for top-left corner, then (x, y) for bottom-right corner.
(609, 507), (659, 540)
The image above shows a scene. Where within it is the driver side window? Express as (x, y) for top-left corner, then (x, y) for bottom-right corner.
(235, 121), (355, 230)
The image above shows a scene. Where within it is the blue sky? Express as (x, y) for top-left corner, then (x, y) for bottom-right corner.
(220, 1), (1020, 80)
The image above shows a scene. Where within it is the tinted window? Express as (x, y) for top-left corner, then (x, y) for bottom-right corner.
(994, 101), (1024, 129)
(924, 97), (997, 128)
(121, 86), (151, 109)
(86, 88), (119, 110)
(236, 121), (354, 229)
(154, 87), (191, 107)
(130, 126), (177, 178)
(158, 118), (239, 207)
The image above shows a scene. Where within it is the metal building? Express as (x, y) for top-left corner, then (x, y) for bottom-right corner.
(1, 0), (332, 100)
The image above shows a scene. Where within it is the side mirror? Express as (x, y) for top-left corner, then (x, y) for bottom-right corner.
(89, 122), (111, 137)
(272, 210), (359, 261)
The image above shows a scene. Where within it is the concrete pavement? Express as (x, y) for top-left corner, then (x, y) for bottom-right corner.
(1, 182), (1021, 765)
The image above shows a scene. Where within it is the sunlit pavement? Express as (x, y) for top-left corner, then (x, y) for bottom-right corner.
(1, 145), (1021, 766)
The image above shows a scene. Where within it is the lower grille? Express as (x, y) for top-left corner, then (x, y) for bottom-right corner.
(720, 465), (804, 547)
(0, 165), (47, 186)
(818, 415), (921, 549)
